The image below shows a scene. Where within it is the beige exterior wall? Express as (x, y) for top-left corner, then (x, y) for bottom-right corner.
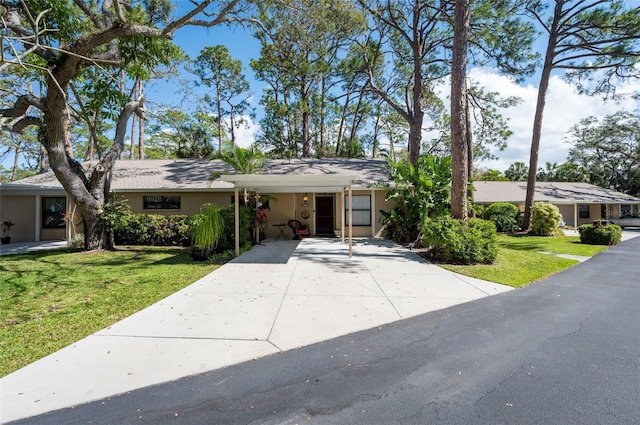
(576, 204), (604, 227)
(0, 195), (37, 242)
(556, 204), (575, 227)
(0, 189), (395, 242)
(121, 192), (232, 217)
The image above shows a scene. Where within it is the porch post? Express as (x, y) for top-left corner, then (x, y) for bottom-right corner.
(234, 186), (240, 256)
(340, 190), (345, 244)
(573, 203), (578, 230)
(370, 189), (375, 237)
(35, 194), (41, 241)
(348, 185), (353, 258)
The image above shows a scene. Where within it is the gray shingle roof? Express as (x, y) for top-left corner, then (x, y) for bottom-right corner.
(1, 158), (391, 192)
(474, 181), (640, 204)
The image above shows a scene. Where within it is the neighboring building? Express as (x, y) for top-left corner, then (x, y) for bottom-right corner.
(474, 181), (640, 228)
(0, 158), (395, 243)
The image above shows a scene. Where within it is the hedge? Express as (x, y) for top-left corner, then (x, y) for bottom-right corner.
(421, 216), (498, 264)
(113, 204), (253, 251)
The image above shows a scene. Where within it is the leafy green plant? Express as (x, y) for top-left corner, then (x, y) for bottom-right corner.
(189, 203), (225, 253)
(99, 195), (133, 248)
(218, 204), (253, 252)
(529, 202), (562, 236)
(422, 216), (498, 264)
(376, 154), (452, 244)
(578, 224), (622, 246)
(484, 202), (520, 233)
(113, 213), (190, 246)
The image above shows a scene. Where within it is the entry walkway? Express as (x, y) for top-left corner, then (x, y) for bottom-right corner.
(1, 238), (511, 423)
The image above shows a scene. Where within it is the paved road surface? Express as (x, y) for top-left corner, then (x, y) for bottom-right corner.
(11, 237), (640, 425)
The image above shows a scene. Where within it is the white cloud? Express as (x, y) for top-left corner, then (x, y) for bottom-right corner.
(230, 115), (259, 148)
(469, 67), (639, 171)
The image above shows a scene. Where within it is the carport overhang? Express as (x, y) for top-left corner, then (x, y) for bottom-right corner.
(220, 174), (359, 257)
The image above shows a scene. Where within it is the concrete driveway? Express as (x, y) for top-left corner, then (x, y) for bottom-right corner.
(1, 238), (511, 423)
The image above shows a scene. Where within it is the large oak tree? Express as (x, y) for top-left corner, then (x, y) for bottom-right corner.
(0, 0), (246, 250)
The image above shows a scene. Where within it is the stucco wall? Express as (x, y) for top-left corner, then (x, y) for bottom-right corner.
(120, 192), (232, 217)
(0, 195), (36, 243)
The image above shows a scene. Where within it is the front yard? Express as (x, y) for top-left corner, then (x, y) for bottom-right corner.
(0, 235), (611, 377)
(441, 234), (608, 287)
(0, 246), (219, 377)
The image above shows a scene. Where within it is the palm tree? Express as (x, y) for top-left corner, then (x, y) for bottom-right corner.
(219, 143), (265, 174)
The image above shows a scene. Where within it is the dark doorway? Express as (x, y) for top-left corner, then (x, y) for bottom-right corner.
(316, 196), (334, 235)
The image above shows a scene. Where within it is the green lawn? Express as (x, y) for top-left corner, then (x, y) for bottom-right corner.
(0, 235), (611, 377)
(441, 234), (608, 288)
(0, 246), (219, 377)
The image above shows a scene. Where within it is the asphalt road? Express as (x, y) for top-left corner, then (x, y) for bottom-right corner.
(13, 237), (640, 425)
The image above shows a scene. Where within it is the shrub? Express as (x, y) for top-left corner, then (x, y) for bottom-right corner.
(529, 202), (562, 236)
(114, 213), (190, 246)
(484, 202), (520, 233)
(578, 224), (621, 246)
(111, 204), (253, 252)
(421, 216), (498, 264)
(218, 204), (252, 252)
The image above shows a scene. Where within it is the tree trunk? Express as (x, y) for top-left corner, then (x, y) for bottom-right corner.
(138, 114), (144, 159)
(11, 142), (20, 181)
(466, 83), (475, 217)
(450, 0), (470, 220)
(522, 1), (562, 230)
(216, 80), (223, 153)
(229, 106), (236, 145)
(130, 114), (137, 159)
(301, 78), (310, 157)
(372, 108), (381, 158)
(335, 92), (351, 156)
(319, 75), (326, 157)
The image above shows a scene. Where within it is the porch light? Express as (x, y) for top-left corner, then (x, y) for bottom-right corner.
(302, 193), (309, 207)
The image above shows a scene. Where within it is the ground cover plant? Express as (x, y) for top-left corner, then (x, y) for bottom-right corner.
(0, 247), (219, 377)
(439, 234), (607, 287)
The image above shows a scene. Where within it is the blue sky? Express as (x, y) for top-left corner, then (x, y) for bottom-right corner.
(4, 6), (639, 173)
(146, 21), (640, 172)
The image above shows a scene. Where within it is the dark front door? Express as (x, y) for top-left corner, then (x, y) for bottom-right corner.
(316, 196), (334, 235)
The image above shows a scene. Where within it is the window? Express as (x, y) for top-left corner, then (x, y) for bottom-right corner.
(143, 195), (181, 210)
(42, 197), (66, 229)
(579, 205), (590, 219)
(621, 204), (631, 217)
(344, 195), (371, 226)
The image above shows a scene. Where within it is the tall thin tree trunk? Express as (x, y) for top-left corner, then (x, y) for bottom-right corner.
(130, 113), (137, 159)
(138, 113), (144, 159)
(229, 106), (236, 146)
(465, 81), (475, 216)
(11, 142), (20, 181)
(319, 75), (326, 157)
(301, 78), (310, 157)
(372, 111), (381, 158)
(450, 0), (470, 220)
(522, 1), (562, 230)
(216, 80), (223, 153)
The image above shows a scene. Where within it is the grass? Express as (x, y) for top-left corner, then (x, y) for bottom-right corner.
(440, 234), (609, 288)
(0, 235), (611, 376)
(0, 246), (220, 377)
